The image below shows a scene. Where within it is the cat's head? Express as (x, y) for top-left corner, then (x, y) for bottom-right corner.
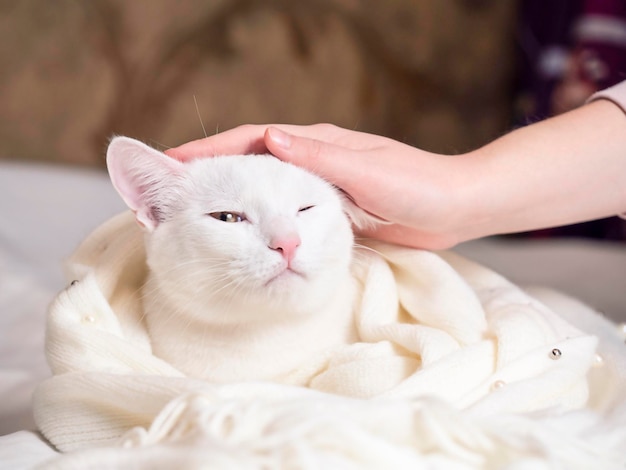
(106, 136), (359, 321)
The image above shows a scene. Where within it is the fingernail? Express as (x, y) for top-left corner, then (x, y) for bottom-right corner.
(267, 127), (291, 149)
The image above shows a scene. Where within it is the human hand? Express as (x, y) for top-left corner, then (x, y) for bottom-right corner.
(167, 124), (475, 249)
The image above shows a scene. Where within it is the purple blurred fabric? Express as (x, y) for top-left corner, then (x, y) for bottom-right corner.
(515, 0), (626, 241)
(517, 0), (625, 120)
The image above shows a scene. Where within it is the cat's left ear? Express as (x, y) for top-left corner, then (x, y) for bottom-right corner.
(106, 136), (185, 231)
(339, 192), (389, 231)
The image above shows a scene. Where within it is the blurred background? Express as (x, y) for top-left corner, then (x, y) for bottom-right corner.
(2, 0), (625, 439)
(1, 0), (625, 240)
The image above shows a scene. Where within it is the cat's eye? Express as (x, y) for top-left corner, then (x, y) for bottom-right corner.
(299, 205), (315, 213)
(208, 212), (246, 223)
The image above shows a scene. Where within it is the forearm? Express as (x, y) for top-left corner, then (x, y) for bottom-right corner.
(457, 99), (626, 239)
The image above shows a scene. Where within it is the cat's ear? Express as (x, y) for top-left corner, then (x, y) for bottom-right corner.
(106, 136), (184, 231)
(339, 193), (390, 230)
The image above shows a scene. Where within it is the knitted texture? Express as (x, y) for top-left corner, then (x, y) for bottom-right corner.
(33, 212), (626, 468)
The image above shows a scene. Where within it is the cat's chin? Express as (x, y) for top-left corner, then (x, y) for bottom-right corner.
(263, 267), (306, 287)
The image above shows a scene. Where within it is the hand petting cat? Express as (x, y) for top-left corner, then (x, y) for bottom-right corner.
(167, 124), (473, 250)
(167, 86), (626, 250)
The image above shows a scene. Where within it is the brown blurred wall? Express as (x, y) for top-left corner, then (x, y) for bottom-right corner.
(0, 0), (517, 166)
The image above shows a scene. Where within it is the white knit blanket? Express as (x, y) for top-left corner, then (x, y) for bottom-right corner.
(33, 212), (626, 469)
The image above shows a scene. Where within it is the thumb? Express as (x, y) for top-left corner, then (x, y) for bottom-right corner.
(264, 127), (357, 189)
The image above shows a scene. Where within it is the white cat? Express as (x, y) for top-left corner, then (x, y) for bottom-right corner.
(106, 136), (361, 384)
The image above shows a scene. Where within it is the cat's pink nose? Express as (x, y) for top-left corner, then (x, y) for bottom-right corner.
(269, 234), (301, 264)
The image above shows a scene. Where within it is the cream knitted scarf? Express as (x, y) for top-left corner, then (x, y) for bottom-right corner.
(33, 212), (626, 468)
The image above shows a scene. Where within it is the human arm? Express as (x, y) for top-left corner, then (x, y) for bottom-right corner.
(167, 91), (626, 249)
(167, 124), (476, 249)
(459, 98), (626, 241)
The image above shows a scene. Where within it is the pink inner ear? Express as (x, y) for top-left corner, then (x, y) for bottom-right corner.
(112, 172), (145, 213)
(106, 136), (184, 232)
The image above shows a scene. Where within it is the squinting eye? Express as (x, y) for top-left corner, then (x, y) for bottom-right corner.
(299, 205), (315, 212)
(208, 212), (246, 223)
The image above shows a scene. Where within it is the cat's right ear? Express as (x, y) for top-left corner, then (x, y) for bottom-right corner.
(106, 136), (184, 231)
(339, 192), (390, 231)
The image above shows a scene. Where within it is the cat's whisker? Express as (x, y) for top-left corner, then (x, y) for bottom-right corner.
(148, 262), (234, 281)
(210, 276), (251, 300)
(149, 140), (173, 151)
(193, 95), (208, 138)
(353, 242), (383, 257)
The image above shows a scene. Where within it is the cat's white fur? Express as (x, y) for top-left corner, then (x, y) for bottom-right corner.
(106, 136), (359, 383)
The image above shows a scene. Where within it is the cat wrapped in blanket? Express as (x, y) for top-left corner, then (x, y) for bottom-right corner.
(107, 136), (367, 384)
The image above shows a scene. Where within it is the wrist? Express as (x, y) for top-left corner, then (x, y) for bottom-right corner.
(440, 150), (498, 244)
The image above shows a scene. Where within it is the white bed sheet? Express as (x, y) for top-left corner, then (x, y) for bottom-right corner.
(0, 162), (125, 468)
(0, 161), (624, 467)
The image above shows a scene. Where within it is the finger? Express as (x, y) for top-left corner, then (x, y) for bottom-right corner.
(264, 127), (364, 191)
(165, 125), (271, 161)
(165, 122), (352, 161)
